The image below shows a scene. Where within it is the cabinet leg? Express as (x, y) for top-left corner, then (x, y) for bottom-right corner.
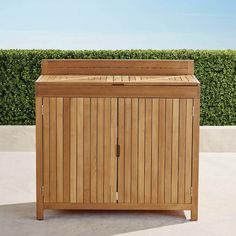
(36, 204), (44, 220)
(191, 207), (198, 221)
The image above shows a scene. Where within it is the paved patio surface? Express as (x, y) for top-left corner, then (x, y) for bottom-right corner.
(0, 152), (235, 236)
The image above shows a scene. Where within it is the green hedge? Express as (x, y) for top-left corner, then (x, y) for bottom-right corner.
(0, 49), (235, 125)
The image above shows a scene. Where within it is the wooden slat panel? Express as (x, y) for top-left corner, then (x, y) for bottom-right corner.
(91, 98), (98, 203)
(56, 98), (64, 202)
(185, 99), (193, 203)
(165, 99), (173, 204)
(110, 98), (117, 203)
(124, 98), (132, 203)
(49, 97), (57, 202)
(43, 97), (50, 203)
(151, 99), (159, 203)
(83, 98), (91, 203)
(178, 99), (187, 203)
(76, 98), (84, 203)
(144, 99), (152, 203)
(41, 59), (194, 75)
(158, 99), (165, 204)
(63, 98), (70, 202)
(138, 98), (145, 203)
(70, 98), (77, 203)
(171, 99), (179, 204)
(131, 98), (138, 203)
(104, 98), (111, 203)
(118, 98), (125, 203)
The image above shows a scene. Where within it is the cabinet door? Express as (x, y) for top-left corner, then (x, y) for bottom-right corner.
(117, 98), (193, 204)
(42, 97), (118, 204)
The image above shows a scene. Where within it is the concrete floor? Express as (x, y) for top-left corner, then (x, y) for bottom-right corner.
(0, 152), (236, 236)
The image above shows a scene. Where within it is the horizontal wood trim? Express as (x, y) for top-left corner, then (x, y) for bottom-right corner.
(44, 203), (193, 210)
(41, 59), (194, 75)
(36, 85), (200, 98)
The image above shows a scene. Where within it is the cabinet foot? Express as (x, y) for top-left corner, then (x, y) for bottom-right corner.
(36, 206), (44, 220)
(190, 208), (198, 221)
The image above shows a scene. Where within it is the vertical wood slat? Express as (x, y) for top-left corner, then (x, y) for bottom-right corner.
(138, 98), (145, 203)
(56, 98), (64, 202)
(63, 98), (70, 202)
(70, 98), (77, 203)
(124, 98), (132, 203)
(158, 99), (165, 204)
(49, 97), (57, 202)
(36, 97), (44, 219)
(76, 98), (84, 203)
(83, 98), (91, 203)
(118, 98), (125, 203)
(185, 99), (193, 203)
(144, 99), (152, 203)
(43, 97), (50, 203)
(165, 99), (172, 204)
(151, 99), (158, 203)
(131, 98), (138, 203)
(178, 99), (187, 203)
(171, 99), (179, 203)
(110, 98), (117, 203)
(97, 98), (104, 203)
(91, 98), (98, 203)
(104, 98), (111, 203)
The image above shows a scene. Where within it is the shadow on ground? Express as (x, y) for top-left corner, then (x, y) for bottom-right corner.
(0, 202), (189, 236)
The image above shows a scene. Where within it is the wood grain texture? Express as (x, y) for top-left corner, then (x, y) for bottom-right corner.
(49, 97), (57, 202)
(56, 98), (64, 203)
(41, 59), (194, 76)
(36, 97), (44, 219)
(83, 98), (91, 203)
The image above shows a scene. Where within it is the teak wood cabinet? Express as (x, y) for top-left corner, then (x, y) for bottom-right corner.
(36, 59), (200, 220)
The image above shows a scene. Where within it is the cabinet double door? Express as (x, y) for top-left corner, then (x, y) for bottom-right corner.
(42, 97), (194, 206)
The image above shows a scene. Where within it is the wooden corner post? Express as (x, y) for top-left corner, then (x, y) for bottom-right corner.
(36, 96), (44, 220)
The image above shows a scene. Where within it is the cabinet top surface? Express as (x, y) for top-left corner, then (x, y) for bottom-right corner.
(37, 74), (199, 86)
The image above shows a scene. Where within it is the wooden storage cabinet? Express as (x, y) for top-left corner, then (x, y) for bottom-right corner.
(36, 59), (200, 220)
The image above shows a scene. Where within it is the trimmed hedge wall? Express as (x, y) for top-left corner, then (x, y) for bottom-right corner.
(0, 49), (235, 125)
